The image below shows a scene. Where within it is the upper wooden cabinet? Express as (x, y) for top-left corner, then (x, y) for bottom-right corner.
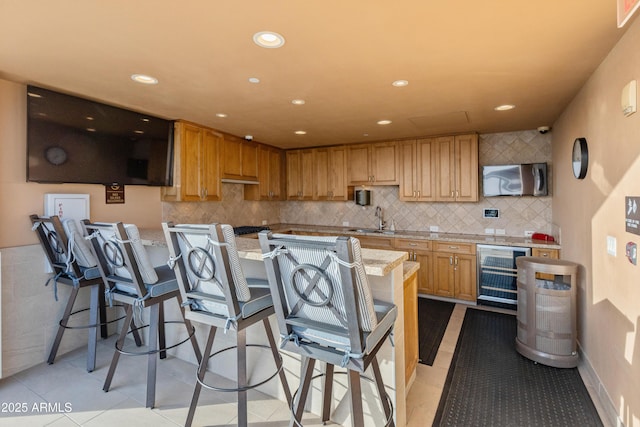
(314, 146), (348, 201)
(286, 149), (314, 200)
(220, 135), (258, 182)
(434, 134), (478, 202)
(347, 141), (399, 185)
(244, 144), (284, 201)
(399, 139), (437, 201)
(162, 121), (222, 202)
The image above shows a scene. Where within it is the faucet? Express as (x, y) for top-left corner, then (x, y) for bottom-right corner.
(375, 206), (386, 230)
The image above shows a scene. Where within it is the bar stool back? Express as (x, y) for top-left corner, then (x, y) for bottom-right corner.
(162, 222), (291, 427)
(258, 231), (397, 427)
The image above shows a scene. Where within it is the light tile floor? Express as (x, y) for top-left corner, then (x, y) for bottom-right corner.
(0, 302), (610, 427)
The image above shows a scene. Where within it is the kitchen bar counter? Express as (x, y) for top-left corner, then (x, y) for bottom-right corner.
(262, 223), (562, 250)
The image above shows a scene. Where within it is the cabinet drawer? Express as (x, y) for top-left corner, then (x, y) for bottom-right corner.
(532, 248), (559, 259)
(433, 241), (476, 255)
(394, 238), (431, 252)
(356, 235), (395, 250)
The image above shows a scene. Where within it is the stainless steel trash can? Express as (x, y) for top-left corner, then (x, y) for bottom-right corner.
(515, 257), (579, 368)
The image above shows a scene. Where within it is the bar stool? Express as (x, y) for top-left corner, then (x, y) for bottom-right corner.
(82, 221), (201, 408)
(162, 222), (292, 427)
(258, 231), (397, 427)
(30, 214), (114, 372)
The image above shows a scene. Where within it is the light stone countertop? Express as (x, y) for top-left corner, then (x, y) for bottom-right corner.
(139, 228), (407, 277)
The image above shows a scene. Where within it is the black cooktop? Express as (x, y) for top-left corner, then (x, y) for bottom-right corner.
(233, 225), (270, 236)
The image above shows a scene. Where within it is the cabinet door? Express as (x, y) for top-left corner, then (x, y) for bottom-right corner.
(328, 146), (347, 200)
(399, 140), (418, 201)
(435, 136), (456, 201)
(416, 138), (436, 201)
(201, 130), (222, 201)
(180, 123), (204, 201)
(454, 254), (477, 301)
(268, 148), (283, 199)
(242, 141), (259, 180)
(415, 251), (434, 294)
(221, 136), (258, 181)
(347, 143), (371, 185)
(300, 149), (315, 200)
(313, 148), (331, 200)
(433, 252), (455, 298)
(357, 235), (395, 250)
(371, 141), (399, 184)
(245, 144), (271, 201)
(454, 134), (478, 202)
(286, 149), (314, 200)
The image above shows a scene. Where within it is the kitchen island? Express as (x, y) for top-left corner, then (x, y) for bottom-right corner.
(140, 229), (409, 427)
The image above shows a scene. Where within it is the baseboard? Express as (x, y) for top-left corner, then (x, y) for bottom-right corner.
(577, 341), (623, 427)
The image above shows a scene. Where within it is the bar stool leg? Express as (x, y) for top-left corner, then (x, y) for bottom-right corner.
(104, 305), (133, 392)
(322, 363), (334, 423)
(263, 319), (292, 405)
(237, 328), (248, 427)
(291, 356), (316, 427)
(186, 326), (216, 427)
(371, 357), (394, 426)
(48, 286), (80, 365)
(86, 285), (100, 372)
(146, 302), (160, 408)
(158, 301), (166, 360)
(348, 369), (364, 427)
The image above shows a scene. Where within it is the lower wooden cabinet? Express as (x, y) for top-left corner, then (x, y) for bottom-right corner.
(431, 242), (477, 302)
(403, 268), (419, 385)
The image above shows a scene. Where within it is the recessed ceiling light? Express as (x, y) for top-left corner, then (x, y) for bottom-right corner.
(216, 113), (228, 118)
(248, 77), (260, 84)
(85, 116), (94, 121)
(134, 130), (144, 134)
(291, 99), (305, 105)
(377, 120), (392, 125)
(141, 118), (150, 122)
(494, 104), (515, 111)
(86, 128), (96, 132)
(295, 130), (307, 135)
(253, 31), (285, 48)
(392, 80), (409, 87)
(131, 74), (158, 85)
(245, 135), (253, 140)
(363, 133), (369, 137)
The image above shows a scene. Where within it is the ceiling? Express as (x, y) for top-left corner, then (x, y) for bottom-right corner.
(0, 1), (634, 149)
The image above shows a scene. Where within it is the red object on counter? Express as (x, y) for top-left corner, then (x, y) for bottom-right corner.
(532, 233), (555, 242)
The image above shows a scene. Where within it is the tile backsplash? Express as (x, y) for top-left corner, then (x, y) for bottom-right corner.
(163, 130), (552, 237)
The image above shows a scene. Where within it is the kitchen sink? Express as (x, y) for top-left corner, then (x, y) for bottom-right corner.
(348, 228), (396, 235)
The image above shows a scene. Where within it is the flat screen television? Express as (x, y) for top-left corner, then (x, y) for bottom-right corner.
(27, 85), (174, 186)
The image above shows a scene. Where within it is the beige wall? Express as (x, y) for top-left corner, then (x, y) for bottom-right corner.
(552, 17), (640, 427)
(0, 79), (163, 249)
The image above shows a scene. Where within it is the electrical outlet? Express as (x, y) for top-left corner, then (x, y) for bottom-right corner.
(342, 221), (349, 227)
(261, 220), (268, 225)
(607, 236), (617, 256)
(524, 230), (534, 238)
(430, 225), (439, 232)
(495, 229), (506, 235)
(484, 228), (495, 235)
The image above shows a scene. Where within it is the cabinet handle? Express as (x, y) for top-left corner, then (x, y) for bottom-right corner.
(541, 253), (549, 257)
(371, 175), (376, 182)
(456, 190), (459, 198)
(451, 191), (455, 197)
(416, 191), (420, 198)
(413, 252), (417, 261)
(448, 245), (459, 249)
(449, 256), (453, 265)
(454, 256), (459, 266)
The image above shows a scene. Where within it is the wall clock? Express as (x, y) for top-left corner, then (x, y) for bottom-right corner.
(45, 146), (68, 165)
(572, 138), (588, 179)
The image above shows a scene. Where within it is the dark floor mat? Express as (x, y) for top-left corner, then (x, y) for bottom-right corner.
(433, 308), (603, 427)
(418, 298), (455, 366)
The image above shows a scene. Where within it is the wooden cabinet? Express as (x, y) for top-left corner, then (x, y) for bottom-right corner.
(356, 235), (395, 250)
(286, 149), (314, 200)
(399, 138), (436, 201)
(347, 141), (399, 185)
(314, 146), (347, 201)
(221, 135), (258, 182)
(432, 241), (477, 301)
(394, 238), (433, 294)
(403, 268), (419, 385)
(161, 121), (222, 202)
(245, 144), (284, 201)
(434, 134), (478, 202)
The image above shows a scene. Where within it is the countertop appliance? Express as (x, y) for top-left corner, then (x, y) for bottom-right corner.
(482, 163), (548, 196)
(477, 244), (531, 307)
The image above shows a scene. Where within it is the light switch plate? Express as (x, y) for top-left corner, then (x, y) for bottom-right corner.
(607, 236), (617, 256)
(484, 228), (495, 235)
(430, 225), (439, 232)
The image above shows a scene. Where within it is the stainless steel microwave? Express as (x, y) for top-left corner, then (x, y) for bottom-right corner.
(482, 163), (548, 196)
